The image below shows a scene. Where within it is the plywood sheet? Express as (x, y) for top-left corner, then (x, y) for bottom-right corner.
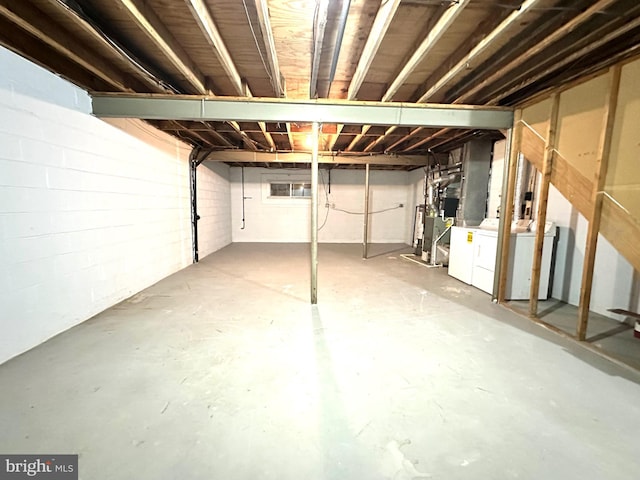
(521, 97), (550, 140)
(549, 151), (593, 221)
(519, 123), (544, 171)
(556, 71), (611, 181)
(600, 194), (640, 273)
(606, 57), (640, 220)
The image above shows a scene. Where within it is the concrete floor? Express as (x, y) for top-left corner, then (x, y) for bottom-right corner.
(1, 243), (640, 480)
(507, 299), (640, 371)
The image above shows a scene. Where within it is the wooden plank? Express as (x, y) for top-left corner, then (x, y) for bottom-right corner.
(203, 151), (428, 166)
(348, 0), (401, 100)
(519, 124), (545, 171)
(606, 57), (640, 220)
(382, 0), (472, 102)
(529, 93), (560, 316)
(497, 110), (523, 303)
(577, 65), (622, 340)
(600, 198), (640, 274)
(254, 0), (284, 97)
(186, 0), (244, 95)
(417, 0), (549, 103)
(549, 152), (593, 221)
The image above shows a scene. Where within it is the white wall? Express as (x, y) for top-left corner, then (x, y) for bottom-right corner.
(198, 162), (232, 258)
(0, 47), (206, 364)
(547, 184), (639, 321)
(229, 167), (412, 243)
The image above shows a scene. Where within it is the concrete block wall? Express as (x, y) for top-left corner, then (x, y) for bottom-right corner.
(0, 47), (204, 364)
(198, 162), (232, 258)
(230, 167), (411, 243)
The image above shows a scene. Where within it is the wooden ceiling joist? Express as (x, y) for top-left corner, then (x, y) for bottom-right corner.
(381, 0), (471, 103)
(43, 0), (169, 94)
(254, 0), (285, 98)
(185, 0), (275, 151)
(203, 151), (428, 167)
(416, 0), (546, 103)
(186, 0), (245, 96)
(347, 0), (401, 101)
(331, 0), (401, 151)
(370, 0), (550, 152)
(346, 0), (470, 152)
(116, 0), (208, 94)
(0, 2), (131, 92)
(454, 0), (618, 104)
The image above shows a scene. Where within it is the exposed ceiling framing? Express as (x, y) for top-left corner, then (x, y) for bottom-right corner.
(0, 0), (638, 169)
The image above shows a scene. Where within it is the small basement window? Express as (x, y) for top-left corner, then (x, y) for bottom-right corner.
(270, 182), (312, 198)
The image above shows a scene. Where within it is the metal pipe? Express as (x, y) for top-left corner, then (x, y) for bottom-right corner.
(189, 148), (201, 263)
(328, 0), (351, 83)
(311, 122), (319, 304)
(363, 163), (370, 259)
(310, 0), (329, 98)
(240, 166), (246, 230)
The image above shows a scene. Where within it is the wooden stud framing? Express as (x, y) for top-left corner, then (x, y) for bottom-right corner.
(497, 109), (523, 303)
(529, 93), (560, 316)
(576, 65), (622, 340)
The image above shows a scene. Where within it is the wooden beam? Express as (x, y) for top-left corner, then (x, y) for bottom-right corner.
(497, 110), (523, 303)
(186, 0), (245, 96)
(529, 93), (560, 316)
(347, 0), (400, 100)
(172, 120), (235, 148)
(400, 128), (451, 152)
(203, 151), (427, 166)
(488, 13), (640, 105)
(382, 0), (471, 102)
(116, 0), (208, 94)
(0, 19), (108, 92)
(416, 0), (546, 103)
(254, 0), (285, 97)
(577, 65), (622, 341)
(369, 0), (548, 150)
(454, 0), (617, 104)
(0, 2), (131, 92)
(43, 0), (167, 93)
(332, 0), (401, 151)
(349, 0), (470, 151)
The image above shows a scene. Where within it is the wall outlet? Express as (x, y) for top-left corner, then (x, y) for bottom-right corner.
(398, 203), (404, 208)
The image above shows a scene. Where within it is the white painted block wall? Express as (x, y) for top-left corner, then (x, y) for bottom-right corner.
(197, 162), (232, 258)
(0, 47), (232, 364)
(547, 184), (640, 320)
(229, 167), (412, 243)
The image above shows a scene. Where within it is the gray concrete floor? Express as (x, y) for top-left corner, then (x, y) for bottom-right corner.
(1, 243), (640, 480)
(507, 299), (640, 371)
